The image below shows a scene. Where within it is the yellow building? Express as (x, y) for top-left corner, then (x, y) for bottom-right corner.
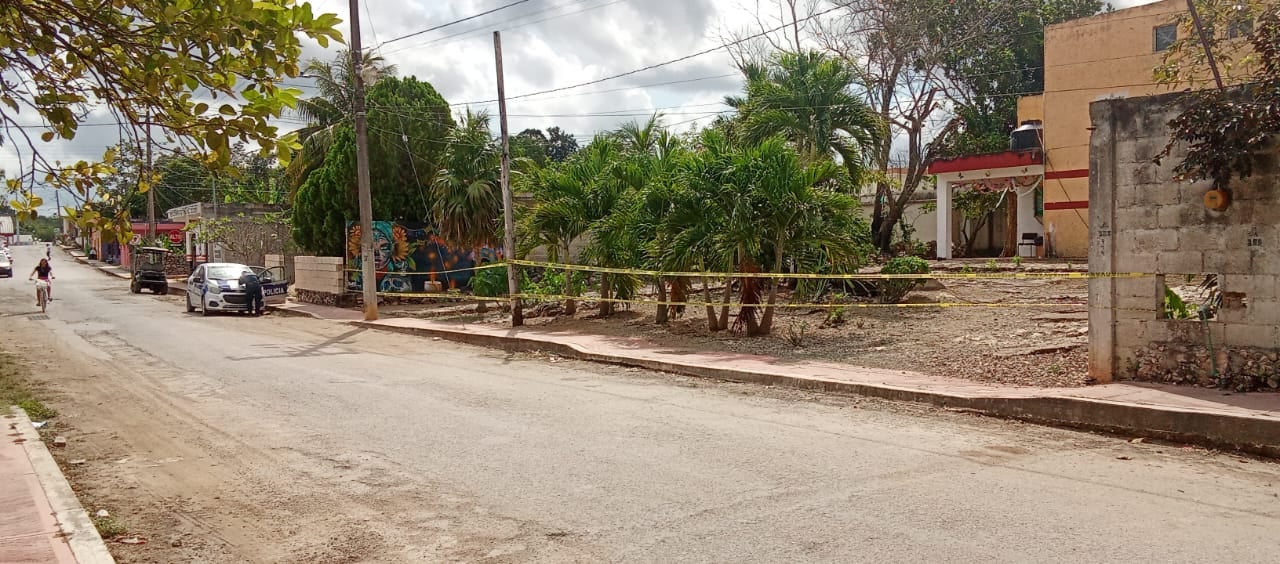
(1033, 0), (1192, 257)
(933, 0), (1222, 259)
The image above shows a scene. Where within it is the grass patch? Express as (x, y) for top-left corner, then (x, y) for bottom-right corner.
(0, 352), (56, 420)
(93, 516), (127, 538)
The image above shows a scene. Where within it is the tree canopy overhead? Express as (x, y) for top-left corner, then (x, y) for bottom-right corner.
(0, 0), (342, 239)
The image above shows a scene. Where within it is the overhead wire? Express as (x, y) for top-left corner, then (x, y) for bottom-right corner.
(379, 0), (537, 46)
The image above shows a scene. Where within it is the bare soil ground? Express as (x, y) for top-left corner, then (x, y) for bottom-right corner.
(380, 276), (1093, 388)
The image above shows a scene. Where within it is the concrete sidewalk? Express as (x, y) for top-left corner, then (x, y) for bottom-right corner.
(2, 409), (114, 564)
(274, 300), (1280, 457)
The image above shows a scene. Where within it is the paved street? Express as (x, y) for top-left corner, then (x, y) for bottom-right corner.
(3, 244), (1280, 563)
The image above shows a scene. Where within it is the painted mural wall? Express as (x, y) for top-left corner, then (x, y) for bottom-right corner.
(344, 221), (500, 293)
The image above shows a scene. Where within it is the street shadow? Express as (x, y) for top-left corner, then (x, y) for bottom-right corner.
(225, 327), (368, 361)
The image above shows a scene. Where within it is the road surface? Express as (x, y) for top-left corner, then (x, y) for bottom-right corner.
(2, 245), (1278, 563)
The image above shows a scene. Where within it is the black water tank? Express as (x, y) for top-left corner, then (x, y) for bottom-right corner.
(1010, 120), (1043, 151)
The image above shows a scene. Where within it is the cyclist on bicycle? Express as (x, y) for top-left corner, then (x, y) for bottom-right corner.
(29, 258), (53, 305)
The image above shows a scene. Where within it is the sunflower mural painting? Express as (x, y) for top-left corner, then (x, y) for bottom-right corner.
(345, 221), (500, 293)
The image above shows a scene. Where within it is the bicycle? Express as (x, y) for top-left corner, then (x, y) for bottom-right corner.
(33, 278), (51, 313)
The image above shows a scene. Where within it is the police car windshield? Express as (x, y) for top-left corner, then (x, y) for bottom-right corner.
(207, 266), (252, 280)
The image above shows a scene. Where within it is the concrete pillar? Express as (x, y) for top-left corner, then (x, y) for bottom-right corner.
(1017, 186), (1043, 239)
(1088, 100), (1119, 383)
(936, 178), (952, 259)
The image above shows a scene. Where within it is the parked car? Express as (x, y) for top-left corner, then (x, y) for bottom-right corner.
(0, 254), (11, 277)
(185, 263), (288, 316)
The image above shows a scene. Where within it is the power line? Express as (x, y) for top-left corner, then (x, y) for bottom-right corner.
(447, 2), (849, 106)
(379, 0), (536, 46)
(382, 0), (622, 56)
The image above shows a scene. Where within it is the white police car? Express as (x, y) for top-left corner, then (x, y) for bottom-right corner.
(185, 263), (288, 316)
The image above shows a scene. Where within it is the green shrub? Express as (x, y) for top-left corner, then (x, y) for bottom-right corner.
(470, 267), (509, 298)
(878, 256), (930, 304)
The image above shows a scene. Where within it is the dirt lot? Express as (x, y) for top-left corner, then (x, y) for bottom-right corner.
(379, 275), (1093, 388)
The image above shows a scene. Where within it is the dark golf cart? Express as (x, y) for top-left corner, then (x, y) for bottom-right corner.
(130, 246), (171, 295)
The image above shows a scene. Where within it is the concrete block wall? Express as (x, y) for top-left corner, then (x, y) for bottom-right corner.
(1089, 91), (1280, 390)
(293, 256), (345, 296)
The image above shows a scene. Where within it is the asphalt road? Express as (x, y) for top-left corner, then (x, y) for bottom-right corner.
(4, 244), (1280, 563)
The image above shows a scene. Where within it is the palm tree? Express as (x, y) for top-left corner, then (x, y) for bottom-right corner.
(432, 109), (502, 297)
(286, 49), (397, 190)
(725, 50), (883, 185)
(517, 140), (620, 315)
(665, 131), (869, 336)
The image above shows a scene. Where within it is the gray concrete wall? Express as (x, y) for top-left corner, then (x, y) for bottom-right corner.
(1089, 92), (1280, 389)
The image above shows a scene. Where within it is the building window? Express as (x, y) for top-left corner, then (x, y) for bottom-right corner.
(1154, 24), (1177, 51)
(1228, 19), (1254, 39)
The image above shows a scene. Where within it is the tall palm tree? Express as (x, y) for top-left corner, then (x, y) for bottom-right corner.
(432, 109), (502, 274)
(725, 50), (883, 185)
(517, 139), (619, 315)
(286, 49), (397, 190)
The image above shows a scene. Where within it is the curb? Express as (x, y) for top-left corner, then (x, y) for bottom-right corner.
(340, 318), (1280, 459)
(10, 407), (117, 564)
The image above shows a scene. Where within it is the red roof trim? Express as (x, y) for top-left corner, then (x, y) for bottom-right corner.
(928, 150), (1043, 174)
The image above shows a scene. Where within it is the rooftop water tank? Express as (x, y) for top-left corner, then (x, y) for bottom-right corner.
(1010, 120), (1043, 152)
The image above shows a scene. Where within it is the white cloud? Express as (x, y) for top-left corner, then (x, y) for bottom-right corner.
(10, 0), (1167, 215)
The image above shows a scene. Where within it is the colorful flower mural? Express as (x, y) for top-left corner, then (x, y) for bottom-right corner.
(345, 221), (501, 293)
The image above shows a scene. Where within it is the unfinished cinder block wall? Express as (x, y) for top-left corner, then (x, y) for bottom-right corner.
(1089, 92), (1280, 390)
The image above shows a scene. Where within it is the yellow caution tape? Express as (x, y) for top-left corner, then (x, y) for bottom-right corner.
(343, 258), (1153, 281)
(506, 259), (1149, 280)
(506, 293), (1083, 310)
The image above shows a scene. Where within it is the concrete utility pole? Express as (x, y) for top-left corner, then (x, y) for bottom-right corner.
(145, 115), (156, 239)
(493, 31), (523, 327)
(350, 0), (379, 320)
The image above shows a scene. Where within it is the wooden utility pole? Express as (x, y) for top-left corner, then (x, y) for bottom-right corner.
(350, 0), (379, 320)
(493, 31), (523, 326)
(1186, 0), (1225, 91)
(145, 115), (156, 239)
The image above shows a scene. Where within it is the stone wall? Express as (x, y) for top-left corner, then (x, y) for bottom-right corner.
(293, 256), (350, 306)
(1089, 91), (1280, 390)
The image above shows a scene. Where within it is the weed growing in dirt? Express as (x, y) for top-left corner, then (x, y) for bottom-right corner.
(985, 259), (999, 272)
(0, 353), (55, 420)
(18, 398), (56, 421)
(784, 320), (809, 347)
(1012, 255), (1023, 268)
(93, 516), (127, 538)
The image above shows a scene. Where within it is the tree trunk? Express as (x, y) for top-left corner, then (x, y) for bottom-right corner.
(718, 281), (732, 331)
(758, 245), (785, 335)
(739, 260), (763, 337)
(561, 242), (576, 316)
(655, 276), (668, 324)
(598, 274), (612, 317)
(473, 245), (488, 313)
(1002, 189), (1018, 258)
(702, 277), (720, 331)
(963, 217), (989, 257)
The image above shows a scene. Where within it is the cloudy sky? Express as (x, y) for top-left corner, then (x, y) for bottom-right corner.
(12, 0), (1159, 215)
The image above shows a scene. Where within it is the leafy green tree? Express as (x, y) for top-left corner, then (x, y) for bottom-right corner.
(291, 76), (454, 255)
(939, 0), (1105, 156)
(511, 128), (550, 169)
(545, 127), (580, 163)
(3, 0), (342, 242)
(1155, 1), (1278, 191)
(287, 49), (397, 189)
